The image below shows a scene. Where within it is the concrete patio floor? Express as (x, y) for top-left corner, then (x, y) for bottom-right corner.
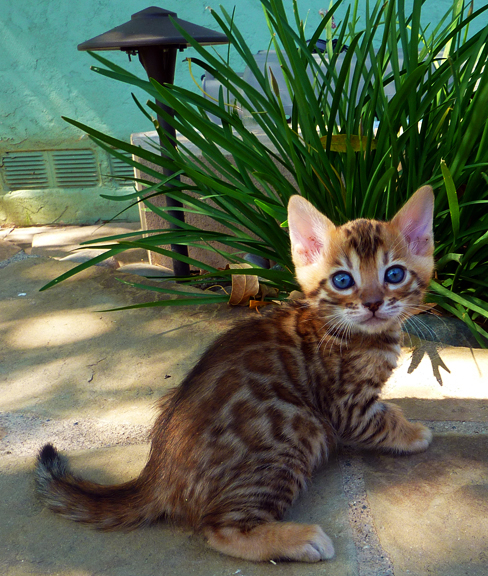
(0, 224), (487, 576)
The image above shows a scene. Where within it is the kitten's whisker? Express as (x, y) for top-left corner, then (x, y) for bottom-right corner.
(409, 316), (437, 341)
(317, 315), (351, 355)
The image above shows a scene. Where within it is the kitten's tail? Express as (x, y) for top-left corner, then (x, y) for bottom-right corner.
(35, 444), (157, 531)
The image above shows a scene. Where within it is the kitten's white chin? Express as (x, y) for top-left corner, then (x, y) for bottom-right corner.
(357, 315), (397, 334)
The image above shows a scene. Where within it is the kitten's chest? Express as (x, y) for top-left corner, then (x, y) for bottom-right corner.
(352, 345), (398, 379)
(326, 336), (401, 388)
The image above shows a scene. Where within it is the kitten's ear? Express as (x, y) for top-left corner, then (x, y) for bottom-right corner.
(288, 195), (335, 266)
(392, 186), (434, 256)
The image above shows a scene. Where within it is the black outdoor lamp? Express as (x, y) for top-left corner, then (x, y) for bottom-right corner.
(78, 6), (229, 276)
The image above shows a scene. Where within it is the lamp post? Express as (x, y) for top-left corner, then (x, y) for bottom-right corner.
(78, 6), (229, 276)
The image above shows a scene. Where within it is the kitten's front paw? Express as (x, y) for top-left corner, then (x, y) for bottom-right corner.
(288, 526), (335, 562)
(205, 522), (334, 563)
(406, 423), (433, 453)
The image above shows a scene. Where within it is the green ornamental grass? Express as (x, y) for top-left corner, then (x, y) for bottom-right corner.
(43, 0), (488, 346)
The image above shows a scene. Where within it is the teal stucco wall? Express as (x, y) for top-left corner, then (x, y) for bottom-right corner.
(0, 0), (486, 225)
(1, 0), (336, 149)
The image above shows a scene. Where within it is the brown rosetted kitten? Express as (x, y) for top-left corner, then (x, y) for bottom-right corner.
(35, 186), (435, 563)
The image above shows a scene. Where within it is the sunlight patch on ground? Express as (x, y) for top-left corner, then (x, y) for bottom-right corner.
(6, 311), (111, 349)
(386, 346), (488, 400)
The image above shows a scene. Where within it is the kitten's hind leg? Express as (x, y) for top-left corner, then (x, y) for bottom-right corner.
(204, 522), (335, 562)
(348, 401), (432, 454)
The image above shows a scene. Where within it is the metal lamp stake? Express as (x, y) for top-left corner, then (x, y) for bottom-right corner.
(78, 6), (229, 276)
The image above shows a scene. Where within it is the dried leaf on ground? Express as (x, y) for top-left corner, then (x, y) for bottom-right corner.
(228, 264), (259, 306)
(258, 283), (279, 300)
(288, 290), (304, 300)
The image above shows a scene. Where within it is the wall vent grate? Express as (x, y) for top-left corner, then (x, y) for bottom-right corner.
(52, 150), (99, 188)
(1, 150), (101, 191)
(109, 152), (135, 185)
(3, 152), (50, 189)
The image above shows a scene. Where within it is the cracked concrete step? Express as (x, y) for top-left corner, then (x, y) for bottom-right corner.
(29, 223), (142, 255)
(1, 223), (148, 264)
(0, 241), (22, 263)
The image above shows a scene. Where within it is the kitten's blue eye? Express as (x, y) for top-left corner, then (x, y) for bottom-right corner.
(385, 266), (405, 284)
(332, 271), (355, 290)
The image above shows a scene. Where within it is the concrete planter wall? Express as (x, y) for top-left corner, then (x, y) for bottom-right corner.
(131, 130), (296, 271)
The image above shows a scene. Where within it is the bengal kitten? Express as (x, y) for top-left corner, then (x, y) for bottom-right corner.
(35, 186), (435, 563)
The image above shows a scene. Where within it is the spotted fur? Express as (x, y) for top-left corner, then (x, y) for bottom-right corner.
(35, 186), (435, 563)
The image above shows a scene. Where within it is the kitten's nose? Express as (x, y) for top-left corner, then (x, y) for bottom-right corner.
(363, 300), (383, 313)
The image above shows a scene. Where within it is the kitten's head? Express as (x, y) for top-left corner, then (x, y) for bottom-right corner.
(288, 187), (435, 335)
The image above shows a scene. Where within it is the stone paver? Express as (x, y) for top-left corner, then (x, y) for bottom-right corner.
(362, 433), (488, 576)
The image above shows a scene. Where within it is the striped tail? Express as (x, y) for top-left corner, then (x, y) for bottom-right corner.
(35, 444), (155, 531)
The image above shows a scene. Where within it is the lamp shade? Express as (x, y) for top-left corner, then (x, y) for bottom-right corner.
(77, 6), (229, 51)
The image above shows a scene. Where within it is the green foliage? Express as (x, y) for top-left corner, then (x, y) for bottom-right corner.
(45, 0), (488, 346)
